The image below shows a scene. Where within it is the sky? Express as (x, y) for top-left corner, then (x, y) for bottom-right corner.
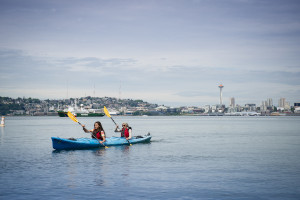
(0, 0), (300, 107)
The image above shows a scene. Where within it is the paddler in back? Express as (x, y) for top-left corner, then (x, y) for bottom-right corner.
(115, 123), (132, 140)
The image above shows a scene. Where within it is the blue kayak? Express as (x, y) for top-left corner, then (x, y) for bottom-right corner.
(51, 134), (151, 150)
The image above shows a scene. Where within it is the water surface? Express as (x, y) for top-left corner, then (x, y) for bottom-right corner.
(0, 116), (299, 199)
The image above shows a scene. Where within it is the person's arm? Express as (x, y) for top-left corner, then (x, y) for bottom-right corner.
(126, 128), (132, 140)
(100, 131), (106, 143)
(114, 125), (121, 132)
(81, 124), (90, 133)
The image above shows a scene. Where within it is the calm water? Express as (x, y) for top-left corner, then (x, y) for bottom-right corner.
(0, 116), (299, 200)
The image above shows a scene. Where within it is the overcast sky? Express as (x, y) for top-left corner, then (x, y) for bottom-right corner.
(0, 0), (299, 106)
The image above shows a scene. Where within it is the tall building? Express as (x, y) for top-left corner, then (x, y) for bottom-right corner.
(267, 98), (273, 107)
(278, 98), (286, 107)
(230, 97), (235, 107)
(278, 98), (290, 110)
(218, 84), (224, 105)
(261, 101), (267, 111)
(261, 98), (273, 111)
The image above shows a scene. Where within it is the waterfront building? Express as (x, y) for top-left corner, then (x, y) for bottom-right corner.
(284, 102), (291, 110)
(230, 97), (235, 108)
(261, 101), (267, 111)
(294, 103), (300, 113)
(294, 107), (300, 113)
(211, 105), (217, 113)
(279, 98), (290, 110)
(261, 98), (274, 112)
(167, 107), (180, 114)
(155, 105), (168, 112)
(135, 106), (149, 112)
(204, 105), (211, 113)
(181, 108), (192, 114)
(235, 105), (242, 112)
(227, 106), (237, 113)
(278, 98), (286, 107)
(124, 110), (134, 115)
(244, 104), (256, 112)
(267, 98), (273, 107)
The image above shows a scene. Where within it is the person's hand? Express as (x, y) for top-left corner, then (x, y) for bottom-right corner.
(82, 124), (85, 128)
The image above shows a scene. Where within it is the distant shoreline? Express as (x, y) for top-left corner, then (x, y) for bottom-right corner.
(2, 114), (300, 117)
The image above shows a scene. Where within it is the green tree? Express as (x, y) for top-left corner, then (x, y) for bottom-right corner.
(291, 107), (295, 113)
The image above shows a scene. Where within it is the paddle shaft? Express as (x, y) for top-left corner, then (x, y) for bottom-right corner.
(104, 106), (118, 127)
(110, 117), (118, 126)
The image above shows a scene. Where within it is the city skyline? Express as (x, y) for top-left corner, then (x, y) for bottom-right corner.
(0, 94), (296, 109)
(0, 0), (299, 106)
(1, 95), (298, 117)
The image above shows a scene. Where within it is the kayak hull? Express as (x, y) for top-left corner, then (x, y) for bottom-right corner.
(52, 135), (151, 150)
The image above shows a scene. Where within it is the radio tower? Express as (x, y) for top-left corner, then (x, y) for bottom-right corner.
(218, 84), (224, 105)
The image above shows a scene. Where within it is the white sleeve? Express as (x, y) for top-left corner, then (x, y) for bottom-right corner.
(128, 129), (132, 139)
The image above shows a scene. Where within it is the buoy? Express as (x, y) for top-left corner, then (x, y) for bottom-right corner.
(0, 116), (5, 127)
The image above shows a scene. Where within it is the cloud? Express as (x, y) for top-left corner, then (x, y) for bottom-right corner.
(0, 48), (299, 106)
(54, 57), (137, 73)
(0, 1), (300, 106)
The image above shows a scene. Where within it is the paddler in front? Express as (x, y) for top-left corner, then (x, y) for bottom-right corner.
(82, 121), (106, 144)
(115, 123), (132, 140)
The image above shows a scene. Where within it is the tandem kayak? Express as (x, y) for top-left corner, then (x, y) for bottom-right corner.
(51, 134), (151, 150)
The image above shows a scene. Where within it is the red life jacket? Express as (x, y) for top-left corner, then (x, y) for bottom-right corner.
(121, 128), (129, 137)
(93, 130), (104, 140)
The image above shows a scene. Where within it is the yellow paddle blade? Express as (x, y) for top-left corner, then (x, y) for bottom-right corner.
(103, 106), (111, 118)
(67, 111), (78, 123)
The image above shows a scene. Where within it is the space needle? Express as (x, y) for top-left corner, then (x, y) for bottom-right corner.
(218, 84), (224, 105)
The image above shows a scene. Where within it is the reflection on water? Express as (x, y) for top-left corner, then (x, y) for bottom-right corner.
(94, 148), (107, 156)
(0, 127), (4, 144)
(51, 148), (110, 188)
(114, 145), (131, 154)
